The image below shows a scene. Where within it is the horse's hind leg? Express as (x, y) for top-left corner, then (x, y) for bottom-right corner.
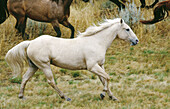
(18, 60), (38, 99)
(41, 64), (71, 101)
(16, 16), (29, 40)
(61, 20), (75, 38)
(51, 20), (61, 37)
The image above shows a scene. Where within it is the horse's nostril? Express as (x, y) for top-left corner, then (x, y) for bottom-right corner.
(136, 39), (139, 42)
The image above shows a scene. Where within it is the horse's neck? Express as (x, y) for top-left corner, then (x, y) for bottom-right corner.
(91, 24), (120, 50)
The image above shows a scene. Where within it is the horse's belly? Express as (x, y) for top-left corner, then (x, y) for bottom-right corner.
(51, 58), (87, 70)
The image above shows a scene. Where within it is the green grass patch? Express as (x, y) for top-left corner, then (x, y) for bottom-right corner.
(109, 72), (116, 76)
(59, 68), (67, 74)
(9, 77), (22, 84)
(91, 75), (97, 79)
(143, 50), (155, 54)
(109, 56), (116, 59)
(71, 71), (80, 77)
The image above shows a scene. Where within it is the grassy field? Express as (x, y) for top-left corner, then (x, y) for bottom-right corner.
(0, 0), (169, 109)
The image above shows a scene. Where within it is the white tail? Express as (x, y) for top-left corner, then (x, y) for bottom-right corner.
(5, 41), (30, 77)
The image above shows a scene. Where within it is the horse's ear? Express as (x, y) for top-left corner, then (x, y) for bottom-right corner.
(120, 19), (123, 24)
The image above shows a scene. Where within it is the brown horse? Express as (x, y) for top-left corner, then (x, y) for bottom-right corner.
(83, 0), (159, 10)
(0, 0), (74, 39)
(140, 0), (170, 24)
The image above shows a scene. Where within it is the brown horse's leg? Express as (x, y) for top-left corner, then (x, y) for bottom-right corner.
(51, 20), (61, 37)
(15, 21), (18, 29)
(109, 0), (125, 10)
(61, 20), (75, 38)
(17, 17), (28, 40)
(140, 0), (146, 8)
(148, 0), (159, 8)
(18, 60), (38, 99)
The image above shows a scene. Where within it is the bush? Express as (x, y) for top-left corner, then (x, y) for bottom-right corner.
(27, 19), (47, 37)
(116, 0), (143, 26)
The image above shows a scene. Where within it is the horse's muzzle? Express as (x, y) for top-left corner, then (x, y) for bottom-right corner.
(131, 39), (139, 46)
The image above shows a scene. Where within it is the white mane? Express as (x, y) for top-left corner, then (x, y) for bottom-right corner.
(78, 18), (122, 37)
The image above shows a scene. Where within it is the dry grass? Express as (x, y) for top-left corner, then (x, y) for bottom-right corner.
(0, 0), (169, 109)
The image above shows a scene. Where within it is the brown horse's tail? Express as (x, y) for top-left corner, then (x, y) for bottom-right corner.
(140, 0), (170, 24)
(0, 0), (9, 24)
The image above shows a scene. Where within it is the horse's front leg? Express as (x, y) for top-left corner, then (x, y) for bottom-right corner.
(98, 76), (118, 101)
(89, 64), (117, 101)
(51, 20), (61, 37)
(98, 65), (118, 101)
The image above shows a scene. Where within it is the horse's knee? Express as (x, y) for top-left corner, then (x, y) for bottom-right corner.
(105, 75), (110, 81)
(103, 87), (108, 92)
(47, 79), (52, 85)
(47, 79), (55, 87)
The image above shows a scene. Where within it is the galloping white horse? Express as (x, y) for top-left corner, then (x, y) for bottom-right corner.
(5, 18), (139, 101)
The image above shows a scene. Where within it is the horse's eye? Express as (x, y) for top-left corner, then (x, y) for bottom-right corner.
(126, 29), (130, 31)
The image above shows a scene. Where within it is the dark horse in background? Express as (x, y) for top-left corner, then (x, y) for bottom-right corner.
(83, 0), (159, 10)
(0, 0), (74, 39)
(140, 0), (170, 24)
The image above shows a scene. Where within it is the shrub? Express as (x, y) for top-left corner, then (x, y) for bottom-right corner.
(27, 19), (47, 37)
(116, 0), (143, 26)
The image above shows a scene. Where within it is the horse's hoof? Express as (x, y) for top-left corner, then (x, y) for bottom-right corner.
(18, 94), (23, 99)
(100, 93), (105, 100)
(109, 96), (118, 101)
(19, 96), (26, 100)
(66, 98), (72, 101)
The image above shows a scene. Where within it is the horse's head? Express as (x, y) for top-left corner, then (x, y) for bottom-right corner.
(117, 19), (139, 46)
(82, 0), (89, 2)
